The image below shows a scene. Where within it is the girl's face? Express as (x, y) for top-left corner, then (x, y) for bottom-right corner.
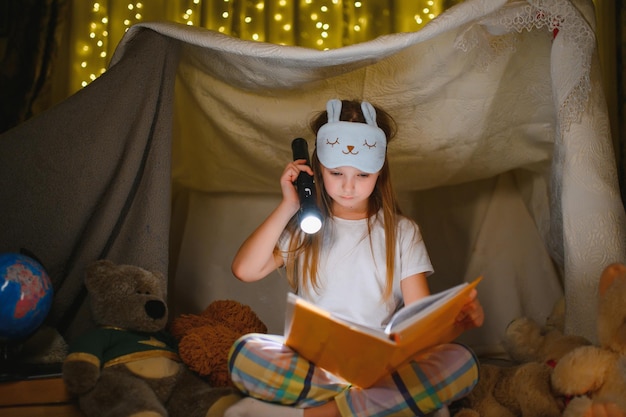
(321, 165), (379, 219)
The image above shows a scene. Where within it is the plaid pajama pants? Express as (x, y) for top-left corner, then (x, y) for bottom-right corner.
(227, 333), (479, 417)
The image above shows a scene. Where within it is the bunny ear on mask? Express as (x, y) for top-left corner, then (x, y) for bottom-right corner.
(361, 101), (378, 127)
(316, 99), (387, 174)
(327, 99), (342, 123)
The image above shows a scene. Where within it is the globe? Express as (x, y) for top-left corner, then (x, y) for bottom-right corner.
(0, 253), (53, 341)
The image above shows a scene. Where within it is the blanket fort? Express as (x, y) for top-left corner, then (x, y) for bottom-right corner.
(0, 0), (624, 348)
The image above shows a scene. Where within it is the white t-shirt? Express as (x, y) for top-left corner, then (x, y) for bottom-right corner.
(280, 212), (433, 330)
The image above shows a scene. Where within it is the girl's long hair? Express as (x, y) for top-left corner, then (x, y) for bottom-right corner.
(282, 99), (402, 301)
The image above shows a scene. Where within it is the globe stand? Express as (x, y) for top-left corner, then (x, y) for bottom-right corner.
(0, 339), (24, 380)
(0, 337), (63, 382)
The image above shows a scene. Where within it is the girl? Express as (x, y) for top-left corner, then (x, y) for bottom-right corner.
(226, 99), (484, 417)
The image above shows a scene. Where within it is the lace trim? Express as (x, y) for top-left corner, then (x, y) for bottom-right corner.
(455, 0), (595, 132)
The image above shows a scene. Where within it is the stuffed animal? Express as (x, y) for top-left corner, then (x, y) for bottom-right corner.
(170, 299), (268, 387)
(550, 262), (626, 416)
(453, 361), (563, 417)
(62, 259), (241, 417)
(504, 297), (591, 365)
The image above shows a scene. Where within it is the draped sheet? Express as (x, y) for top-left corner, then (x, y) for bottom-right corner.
(1, 0), (624, 351)
(0, 29), (179, 340)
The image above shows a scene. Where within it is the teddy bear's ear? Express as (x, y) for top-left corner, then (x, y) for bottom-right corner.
(84, 259), (116, 291)
(598, 263), (626, 297)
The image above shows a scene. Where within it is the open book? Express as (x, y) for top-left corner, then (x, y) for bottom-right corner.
(284, 277), (482, 387)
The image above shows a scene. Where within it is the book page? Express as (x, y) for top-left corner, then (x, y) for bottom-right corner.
(384, 282), (468, 334)
(387, 277), (482, 345)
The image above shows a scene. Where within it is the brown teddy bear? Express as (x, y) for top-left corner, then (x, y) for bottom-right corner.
(170, 299), (268, 387)
(452, 295), (586, 417)
(453, 361), (563, 417)
(503, 297), (591, 365)
(550, 263), (626, 416)
(62, 260), (241, 417)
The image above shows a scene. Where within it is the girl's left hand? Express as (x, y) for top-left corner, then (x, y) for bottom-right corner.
(455, 289), (484, 331)
(583, 403), (626, 417)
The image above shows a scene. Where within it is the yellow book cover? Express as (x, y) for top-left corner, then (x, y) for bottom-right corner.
(284, 277), (482, 388)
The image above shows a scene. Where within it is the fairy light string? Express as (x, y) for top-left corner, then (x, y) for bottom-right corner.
(71, 0), (450, 92)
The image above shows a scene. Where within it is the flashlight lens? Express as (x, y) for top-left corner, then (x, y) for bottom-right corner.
(301, 215), (322, 234)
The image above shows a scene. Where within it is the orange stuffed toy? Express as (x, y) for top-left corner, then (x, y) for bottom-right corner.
(170, 300), (267, 387)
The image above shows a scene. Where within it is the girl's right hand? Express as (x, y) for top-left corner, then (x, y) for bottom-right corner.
(280, 160), (314, 210)
(232, 159), (316, 282)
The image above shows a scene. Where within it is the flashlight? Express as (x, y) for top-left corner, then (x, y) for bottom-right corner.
(291, 138), (323, 234)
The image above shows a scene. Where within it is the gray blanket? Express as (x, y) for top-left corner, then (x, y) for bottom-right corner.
(0, 30), (179, 340)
